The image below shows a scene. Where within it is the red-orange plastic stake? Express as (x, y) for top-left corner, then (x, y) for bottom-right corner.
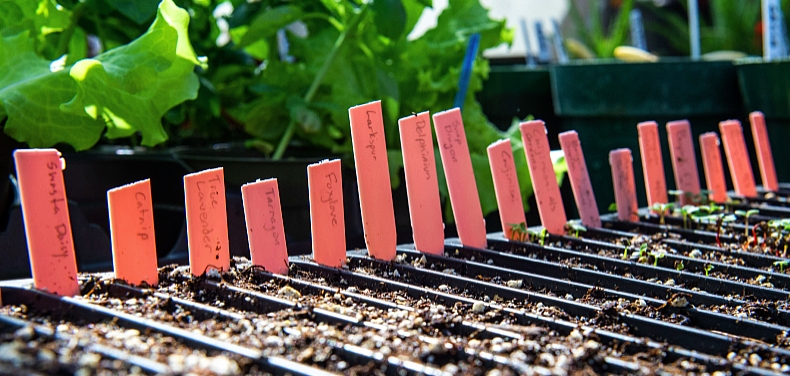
(13, 149), (79, 296)
(107, 179), (158, 286)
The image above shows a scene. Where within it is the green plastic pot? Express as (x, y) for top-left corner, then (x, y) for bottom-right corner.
(550, 59), (743, 211)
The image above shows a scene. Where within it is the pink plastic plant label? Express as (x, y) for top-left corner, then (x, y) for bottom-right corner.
(398, 112), (444, 255)
(433, 108), (487, 248)
(184, 167), (230, 276)
(308, 159), (346, 267)
(520, 120), (567, 235)
(719, 120), (757, 197)
(666, 120), (701, 205)
(558, 131), (601, 228)
(487, 139), (528, 241)
(637, 121), (668, 207)
(13, 149), (79, 296)
(349, 101), (397, 261)
(749, 111), (778, 191)
(107, 179), (158, 286)
(609, 149), (639, 222)
(698, 133), (728, 203)
(241, 178), (288, 275)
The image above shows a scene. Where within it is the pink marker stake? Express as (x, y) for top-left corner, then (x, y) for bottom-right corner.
(666, 120), (701, 205)
(398, 112), (444, 255)
(520, 120), (567, 235)
(749, 111), (779, 191)
(699, 133), (728, 203)
(241, 178), (288, 275)
(308, 159), (346, 268)
(637, 121), (669, 207)
(558, 131), (601, 228)
(13, 149), (79, 296)
(184, 167), (230, 276)
(609, 149), (639, 222)
(433, 108), (487, 248)
(349, 101), (397, 261)
(719, 120), (757, 197)
(487, 140), (528, 241)
(107, 179), (158, 286)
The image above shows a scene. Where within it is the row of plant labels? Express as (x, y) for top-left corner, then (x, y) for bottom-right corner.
(9, 100), (777, 298)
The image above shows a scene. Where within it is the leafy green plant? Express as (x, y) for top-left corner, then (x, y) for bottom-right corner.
(0, 0), (205, 150)
(646, 0), (762, 56)
(567, 0), (634, 58)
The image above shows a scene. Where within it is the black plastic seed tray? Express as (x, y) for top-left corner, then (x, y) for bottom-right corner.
(2, 202), (790, 374)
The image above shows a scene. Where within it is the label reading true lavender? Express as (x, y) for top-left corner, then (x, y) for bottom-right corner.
(520, 121), (566, 234)
(487, 139), (527, 241)
(13, 149), (79, 296)
(108, 179), (158, 286)
(349, 101), (396, 261)
(308, 159), (346, 267)
(184, 168), (230, 275)
(666, 120), (701, 205)
(398, 112), (444, 255)
(242, 178), (288, 275)
(433, 108), (486, 248)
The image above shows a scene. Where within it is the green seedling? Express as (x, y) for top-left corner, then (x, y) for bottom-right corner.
(638, 243), (648, 258)
(668, 190), (684, 204)
(648, 248), (666, 266)
(679, 205), (699, 229)
(608, 202), (617, 212)
(528, 228), (549, 246)
(650, 202), (674, 225)
(621, 239), (631, 260)
(734, 209), (760, 237)
(703, 263), (714, 277)
(566, 222), (587, 238)
(675, 260), (685, 271)
(508, 222), (528, 242)
(774, 260), (789, 273)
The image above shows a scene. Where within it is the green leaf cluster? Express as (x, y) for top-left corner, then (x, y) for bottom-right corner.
(0, 0), (205, 150)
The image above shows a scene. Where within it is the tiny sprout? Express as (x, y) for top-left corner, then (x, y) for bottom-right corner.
(774, 260), (789, 273)
(734, 209), (760, 238)
(608, 202), (618, 212)
(638, 243), (648, 258)
(650, 202), (674, 225)
(621, 239), (631, 260)
(530, 228), (549, 246)
(566, 222), (587, 237)
(703, 263), (714, 277)
(679, 205), (699, 229)
(675, 260), (685, 271)
(649, 249), (666, 266)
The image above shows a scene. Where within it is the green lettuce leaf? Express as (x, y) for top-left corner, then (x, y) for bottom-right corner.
(0, 0), (205, 150)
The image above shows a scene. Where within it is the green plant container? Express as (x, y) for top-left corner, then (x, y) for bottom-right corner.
(477, 65), (556, 136)
(550, 59), (743, 211)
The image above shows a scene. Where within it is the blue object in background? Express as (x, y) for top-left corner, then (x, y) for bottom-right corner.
(454, 33), (481, 110)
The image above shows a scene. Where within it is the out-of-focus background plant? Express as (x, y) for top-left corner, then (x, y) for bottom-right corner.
(1, 0), (564, 220)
